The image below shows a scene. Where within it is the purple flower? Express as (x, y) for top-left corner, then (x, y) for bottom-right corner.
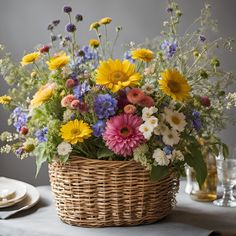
(63, 6), (72, 13)
(123, 51), (135, 63)
(77, 46), (99, 68)
(92, 120), (106, 137)
(35, 127), (48, 143)
(65, 36), (72, 41)
(94, 94), (117, 119)
(52, 20), (60, 26)
(199, 35), (206, 42)
(73, 81), (90, 99)
(11, 107), (28, 132)
(166, 7), (173, 13)
(160, 40), (178, 58)
(51, 35), (57, 42)
(75, 14), (83, 22)
(66, 23), (76, 33)
(117, 89), (129, 109)
(16, 147), (24, 156)
(192, 111), (202, 132)
(163, 146), (173, 155)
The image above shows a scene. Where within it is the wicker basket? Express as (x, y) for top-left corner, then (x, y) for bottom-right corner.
(48, 156), (179, 227)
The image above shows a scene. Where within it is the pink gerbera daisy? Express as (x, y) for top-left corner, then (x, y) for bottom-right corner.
(103, 113), (145, 157)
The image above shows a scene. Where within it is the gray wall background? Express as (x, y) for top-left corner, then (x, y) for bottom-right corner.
(0, 0), (235, 186)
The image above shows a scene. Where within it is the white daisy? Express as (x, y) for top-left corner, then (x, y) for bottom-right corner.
(172, 150), (184, 161)
(142, 83), (155, 95)
(142, 106), (158, 121)
(57, 142), (72, 156)
(153, 122), (168, 135)
(153, 148), (170, 166)
(139, 123), (153, 140)
(162, 128), (180, 146)
(164, 107), (187, 132)
(145, 116), (158, 129)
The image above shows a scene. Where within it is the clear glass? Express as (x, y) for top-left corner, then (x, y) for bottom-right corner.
(213, 159), (236, 207)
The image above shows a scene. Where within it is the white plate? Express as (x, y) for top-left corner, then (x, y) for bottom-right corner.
(0, 178), (40, 219)
(0, 177), (27, 208)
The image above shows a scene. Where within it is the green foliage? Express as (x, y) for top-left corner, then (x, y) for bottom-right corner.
(150, 165), (168, 181)
(35, 142), (48, 176)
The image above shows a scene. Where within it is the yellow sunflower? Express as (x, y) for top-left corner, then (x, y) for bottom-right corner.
(30, 83), (55, 108)
(131, 48), (154, 62)
(96, 59), (141, 92)
(99, 17), (112, 25)
(0, 95), (12, 104)
(89, 21), (100, 31)
(21, 52), (40, 66)
(60, 119), (92, 144)
(159, 69), (191, 102)
(47, 52), (70, 70)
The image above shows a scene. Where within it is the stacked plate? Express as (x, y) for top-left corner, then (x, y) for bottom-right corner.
(0, 177), (40, 218)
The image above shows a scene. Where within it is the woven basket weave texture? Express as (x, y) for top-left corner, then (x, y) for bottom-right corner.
(49, 156), (179, 227)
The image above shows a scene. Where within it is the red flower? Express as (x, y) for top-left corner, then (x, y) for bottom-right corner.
(127, 88), (145, 104)
(139, 96), (155, 107)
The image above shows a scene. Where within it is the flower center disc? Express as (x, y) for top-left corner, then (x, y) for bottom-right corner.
(71, 128), (80, 135)
(168, 80), (181, 93)
(171, 116), (180, 125)
(120, 126), (132, 137)
(111, 71), (126, 82)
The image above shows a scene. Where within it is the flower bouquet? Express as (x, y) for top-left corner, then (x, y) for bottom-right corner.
(0, 1), (235, 227)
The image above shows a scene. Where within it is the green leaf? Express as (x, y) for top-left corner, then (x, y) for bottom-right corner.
(97, 148), (114, 159)
(34, 143), (48, 177)
(60, 154), (69, 164)
(150, 165), (168, 181)
(185, 144), (207, 186)
(222, 143), (229, 158)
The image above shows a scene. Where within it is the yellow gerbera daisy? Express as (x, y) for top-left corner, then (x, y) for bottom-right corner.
(46, 52), (70, 70)
(30, 83), (55, 108)
(60, 119), (92, 144)
(99, 17), (112, 25)
(131, 48), (154, 62)
(89, 39), (100, 48)
(0, 95), (12, 104)
(96, 59), (141, 93)
(159, 69), (191, 102)
(21, 52), (40, 66)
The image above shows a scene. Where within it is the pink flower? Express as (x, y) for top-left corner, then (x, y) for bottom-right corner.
(200, 96), (211, 107)
(66, 79), (78, 88)
(124, 104), (136, 114)
(127, 88), (145, 104)
(71, 99), (80, 109)
(61, 94), (75, 107)
(103, 113), (145, 157)
(139, 96), (155, 107)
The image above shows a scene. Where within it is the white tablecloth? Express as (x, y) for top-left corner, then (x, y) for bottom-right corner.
(0, 181), (236, 236)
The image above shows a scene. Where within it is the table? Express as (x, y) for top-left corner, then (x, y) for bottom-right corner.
(0, 181), (236, 236)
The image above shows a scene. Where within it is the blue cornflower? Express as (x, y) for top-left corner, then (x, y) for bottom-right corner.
(163, 146), (173, 155)
(192, 111), (202, 132)
(92, 120), (106, 137)
(73, 81), (90, 99)
(11, 107), (28, 132)
(66, 23), (76, 33)
(123, 51), (135, 63)
(35, 127), (48, 143)
(160, 40), (178, 58)
(77, 46), (99, 68)
(94, 94), (117, 119)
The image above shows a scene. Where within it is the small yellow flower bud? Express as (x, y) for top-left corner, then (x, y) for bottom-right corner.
(24, 144), (35, 153)
(99, 17), (112, 25)
(193, 50), (199, 57)
(31, 71), (37, 78)
(89, 39), (100, 48)
(89, 22), (100, 31)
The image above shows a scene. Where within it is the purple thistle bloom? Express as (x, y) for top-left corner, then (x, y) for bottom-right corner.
(160, 40), (178, 58)
(92, 120), (106, 137)
(199, 35), (206, 42)
(63, 6), (72, 13)
(35, 127), (48, 143)
(192, 111), (202, 132)
(163, 146), (173, 155)
(73, 81), (90, 99)
(66, 23), (76, 33)
(123, 51), (135, 63)
(75, 14), (83, 22)
(11, 107), (28, 132)
(117, 89), (129, 109)
(94, 94), (117, 119)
